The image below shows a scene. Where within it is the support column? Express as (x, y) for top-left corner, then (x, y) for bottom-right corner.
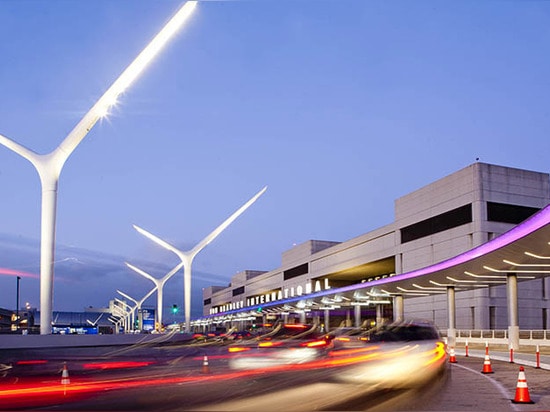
(324, 309), (330, 332)
(393, 295), (404, 322)
(354, 304), (362, 328)
(447, 286), (456, 348)
(376, 304), (383, 326)
(299, 311), (306, 324)
(507, 273), (519, 350)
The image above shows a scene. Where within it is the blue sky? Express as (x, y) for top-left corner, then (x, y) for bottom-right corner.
(0, 0), (549, 317)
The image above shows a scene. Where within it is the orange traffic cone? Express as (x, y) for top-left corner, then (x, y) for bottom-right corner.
(512, 366), (534, 404)
(202, 355), (210, 374)
(449, 347), (457, 363)
(61, 362), (70, 385)
(481, 354), (494, 374)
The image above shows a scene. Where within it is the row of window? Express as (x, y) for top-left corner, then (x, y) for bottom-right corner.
(400, 202), (539, 243)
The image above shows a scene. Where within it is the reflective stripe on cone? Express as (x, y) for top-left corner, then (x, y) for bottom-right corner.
(481, 354), (494, 374)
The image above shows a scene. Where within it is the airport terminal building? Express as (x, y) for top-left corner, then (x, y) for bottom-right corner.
(200, 163), (550, 334)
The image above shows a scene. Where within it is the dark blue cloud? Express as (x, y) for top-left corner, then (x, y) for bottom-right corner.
(0, 233), (227, 318)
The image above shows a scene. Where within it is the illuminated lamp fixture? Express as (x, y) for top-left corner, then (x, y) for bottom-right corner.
(397, 286), (439, 295)
(353, 292), (369, 300)
(525, 252), (550, 260)
(350, 301), (371, 306)
(333, 294), (350, 303)
(446, 276), (502, 285)
(429, 280), (453, 287)
(446, 276), (494, 288)
(412, 283), (446, 291)
(482, 266), (539, 277)
(503, 259), (550, 267)
(125, 262), (183, 331)
(133, 186), (267, 332)
(367, 288), (390, 297)
(0, 1), (197, 334)
(464, 271), (506, 279)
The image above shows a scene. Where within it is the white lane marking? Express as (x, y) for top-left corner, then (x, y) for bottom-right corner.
(452, 363), (519, 411)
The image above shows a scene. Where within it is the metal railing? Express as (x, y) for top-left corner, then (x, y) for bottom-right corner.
(440, 329), (550, 346)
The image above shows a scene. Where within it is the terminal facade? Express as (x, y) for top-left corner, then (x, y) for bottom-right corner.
(201, 163), (550, 332)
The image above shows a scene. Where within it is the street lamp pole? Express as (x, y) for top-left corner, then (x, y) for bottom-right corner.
(133, 186), (267, 332)
(0, 1), (198, 334)
(16, 276), (21, 330)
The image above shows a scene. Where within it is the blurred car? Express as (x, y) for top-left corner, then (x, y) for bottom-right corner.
(333, 320), (447, 388)
(227, 323), (333, 370)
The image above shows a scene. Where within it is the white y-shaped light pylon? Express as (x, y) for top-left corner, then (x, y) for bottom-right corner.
(125, 262), (183, 330)
(108, 316), (122, 334)
(134, 186), (267, 332)
(0, 2), (197, 334)
(117, 287), (157, 331)
(114, 298), (134, 333)
(110, 304), (127, 331)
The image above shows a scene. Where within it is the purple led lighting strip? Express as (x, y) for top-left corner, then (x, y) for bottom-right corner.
(336, 203), (550, 295)
(204, 204), (550, 318)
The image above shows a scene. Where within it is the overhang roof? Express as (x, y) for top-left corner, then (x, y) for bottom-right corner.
(203, 203), (550, 319)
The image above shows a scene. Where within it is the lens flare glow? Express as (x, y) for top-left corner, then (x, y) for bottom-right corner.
(94, 1), (197, 119)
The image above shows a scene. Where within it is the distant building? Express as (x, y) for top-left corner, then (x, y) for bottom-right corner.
(0, 307), (14, 333)
(201, 163), (550, 331)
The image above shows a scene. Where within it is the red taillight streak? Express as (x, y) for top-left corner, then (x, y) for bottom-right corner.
(283, 324), (309, 329)
(15, 360), (48, 365)
(0, 342), (448, 407)
(0, 351), (387, 399)
(83, 361), (153, 370)
(0, 369), (277, 400)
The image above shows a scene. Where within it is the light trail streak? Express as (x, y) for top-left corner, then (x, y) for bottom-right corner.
(82, 361), (154, 370)
(0, 267), (38, 278)
(0, 342), (447, 409)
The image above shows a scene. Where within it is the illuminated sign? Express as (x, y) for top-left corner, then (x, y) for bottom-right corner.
(209, 279), (331, 314)
(140, 308), (155, 331)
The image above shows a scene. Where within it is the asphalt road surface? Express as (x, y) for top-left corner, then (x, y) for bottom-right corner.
(2, 341), (549, 411)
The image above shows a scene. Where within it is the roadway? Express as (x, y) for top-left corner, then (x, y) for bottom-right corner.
(1, 343), (550, 411)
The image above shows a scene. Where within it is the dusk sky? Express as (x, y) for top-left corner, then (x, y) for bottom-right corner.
(1, 1), (549, 318)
